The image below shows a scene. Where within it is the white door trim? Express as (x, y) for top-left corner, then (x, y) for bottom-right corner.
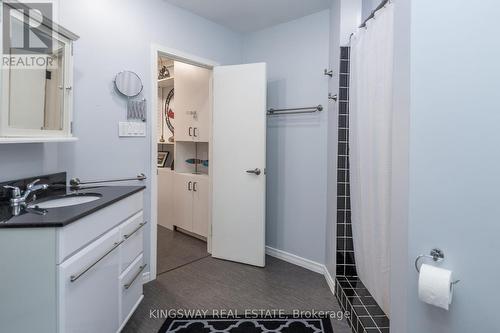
(149, 43), (219, 282)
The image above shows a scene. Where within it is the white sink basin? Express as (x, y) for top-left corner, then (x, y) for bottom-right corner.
(28, 194), (102, 209)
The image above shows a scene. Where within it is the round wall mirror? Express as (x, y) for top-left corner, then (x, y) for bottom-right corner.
(114, 71), (143, 97)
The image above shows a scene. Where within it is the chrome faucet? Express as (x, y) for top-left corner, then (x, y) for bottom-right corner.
(3, 179), (49, 206)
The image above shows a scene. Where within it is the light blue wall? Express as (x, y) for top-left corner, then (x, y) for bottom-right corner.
(405, 0), (500, 331)
(362, 0), (381, 21)
(0, 0), (243, 273)
(243, 10), (330, 264)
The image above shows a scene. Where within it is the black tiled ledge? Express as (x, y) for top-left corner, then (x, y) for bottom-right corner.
(335, 47), (390, 332)
(336, 276), (390, 333)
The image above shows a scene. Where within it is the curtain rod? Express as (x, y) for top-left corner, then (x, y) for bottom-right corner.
(359, 0), (391, 28)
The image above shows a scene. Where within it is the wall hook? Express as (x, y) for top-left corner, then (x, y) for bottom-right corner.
(324, 69), (333, 77)
(328, 93), (338, 102)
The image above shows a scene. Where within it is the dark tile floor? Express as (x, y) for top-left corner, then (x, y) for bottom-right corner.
(123, 254), (352, 333)
(335, 276), (389, 333)
(156, 226), (209, 274)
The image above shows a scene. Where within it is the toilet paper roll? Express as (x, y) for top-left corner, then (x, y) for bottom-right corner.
(418, 264), (454, 310)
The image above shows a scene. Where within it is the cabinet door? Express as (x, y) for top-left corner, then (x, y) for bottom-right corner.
(172, 173), (193, 232)
(174, 61), (211, 142)
(58, 227), (120, 333)
(192, 176), (209, 238)
(0, 24), (74, 138)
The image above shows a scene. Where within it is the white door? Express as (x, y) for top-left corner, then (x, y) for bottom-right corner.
(212, 63), (267, 267)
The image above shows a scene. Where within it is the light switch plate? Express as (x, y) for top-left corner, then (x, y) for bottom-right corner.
(118, 122), (146, 137)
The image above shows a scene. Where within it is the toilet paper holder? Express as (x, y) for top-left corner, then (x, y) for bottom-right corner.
(415, 248), (460, 285)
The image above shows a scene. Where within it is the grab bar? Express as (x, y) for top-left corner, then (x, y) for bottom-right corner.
(124, 264), (147, 290)
(267, 105), (323, 116)
(70, 173), (146, 187)
(123, 221), (148, 240)
(70, 240), (124, 282)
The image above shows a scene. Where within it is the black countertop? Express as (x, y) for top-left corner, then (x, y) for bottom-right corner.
(0, 186), (145, 228)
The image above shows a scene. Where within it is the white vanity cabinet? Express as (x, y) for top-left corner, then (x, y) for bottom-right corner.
(173, 61), (211, 142)
(58, 192), (146, 333)
(0, 190), (145, 333)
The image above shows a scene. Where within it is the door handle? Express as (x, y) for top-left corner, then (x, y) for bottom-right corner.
(193, 127), (198, 138)
(188, 127), (193, 137)
(246, 168), (261, 176)
(187, 181), (192, 191)
(193, 182), (198, 192)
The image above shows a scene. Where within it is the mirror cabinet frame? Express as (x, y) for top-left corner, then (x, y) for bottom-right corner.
(0, 2), (79, 142)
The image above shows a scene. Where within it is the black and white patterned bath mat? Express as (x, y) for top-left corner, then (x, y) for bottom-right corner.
(158, 316), (334, 333)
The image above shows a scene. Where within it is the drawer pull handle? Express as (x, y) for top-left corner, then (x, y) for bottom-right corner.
(124, 264), (147, 290)
(123, 221), (147, 240)
(70, 240), (123, 283)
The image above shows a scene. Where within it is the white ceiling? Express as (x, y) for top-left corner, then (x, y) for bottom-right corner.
(164, 0), (331, 33)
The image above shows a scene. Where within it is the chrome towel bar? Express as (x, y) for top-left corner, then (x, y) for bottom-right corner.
(267, 105), (323, 116)
(70, 240), (124, 282)
(124, 264), (147, 290)
(70, 173), (146, 187)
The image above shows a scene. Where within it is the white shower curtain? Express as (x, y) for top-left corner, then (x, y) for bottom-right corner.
(349, 3), (394, 315)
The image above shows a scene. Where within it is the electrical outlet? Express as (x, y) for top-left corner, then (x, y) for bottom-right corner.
(118, 122), (146, 137)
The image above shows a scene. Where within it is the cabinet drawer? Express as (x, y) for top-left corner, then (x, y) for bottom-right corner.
(57, 191), (143, 264)
(119, 254), (145, 325)
(119, 212), (146, 273)
(58, 226), (120, 333)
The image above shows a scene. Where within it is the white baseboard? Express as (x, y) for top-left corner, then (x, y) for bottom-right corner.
(143, 271), (151, 283)
(265, 246), (335, 295)
(323, 266), (336, 296)
(266, 246), (324, 274)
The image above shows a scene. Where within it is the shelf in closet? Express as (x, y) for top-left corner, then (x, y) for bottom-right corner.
(174, 140), (209, 144)
(158, 77), (174, 88)
(174, 172), (209, 178)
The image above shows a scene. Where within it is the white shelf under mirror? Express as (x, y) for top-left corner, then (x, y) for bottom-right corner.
(0, 137), (78, 144)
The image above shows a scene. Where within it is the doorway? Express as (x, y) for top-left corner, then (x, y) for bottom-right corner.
(149, 44), (268, 281)
(153, 50), (214, 275)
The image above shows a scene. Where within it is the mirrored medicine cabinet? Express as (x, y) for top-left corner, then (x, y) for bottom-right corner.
(0, 1), (79, 143)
